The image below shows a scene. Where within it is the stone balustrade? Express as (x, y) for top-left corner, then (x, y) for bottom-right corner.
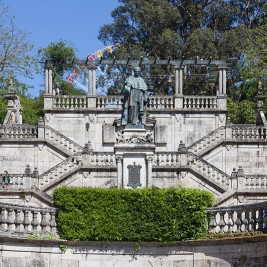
(0, 125), (37, 139)
(96, 95), (124, 109)
(232, 125), (267, 140)
(183, 96), (217, 109)
(0, 203), (57, 237)
(44, 126), (83, 154)
(0, 174), (33, 190)
(53, 95), (88, 109)
(39, 153), (83, 189)
(47, 95), (227, 111)
(188, 126), (226, 154)
(87, 152), (116, 167)
(243, 176), (267, 189)
(188, 152), (231, 191)
(154, 152), (179, 166)
(147, 96), (174, 109)
(208, 201), (267, 234)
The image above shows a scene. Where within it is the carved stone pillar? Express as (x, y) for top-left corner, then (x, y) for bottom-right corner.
(218, 66), (227, 95)
(174, 66), (184, 109)
(116, 155), (123, 188)
(174, 66), (184, 96)
(146, 155), (154, 188)
(87, 66), (97, 95)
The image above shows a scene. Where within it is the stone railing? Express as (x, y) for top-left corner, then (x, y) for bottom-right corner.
(96, 95), (124, 109)
(39, 153), (83, 189)
(232, 125), (267, 140)
(0, 125), (37, 139)
(242, 176), (267, 190)
(53, 95), (88, 109)
(208, 201), (267, 233)
(0, 174), (33, 190)
(153, 152), (179, 166)
(44, 126), (83, 154)
(87, 152), (116, 166)
(0, 203), (57, 237)
(147, 96), (174, 109)
(188, 152), (231, 191)
(183, 96), (217, 109)
(188, 126), (226, 154)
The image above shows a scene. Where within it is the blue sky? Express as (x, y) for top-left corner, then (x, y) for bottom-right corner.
(5, 0), (119, 96)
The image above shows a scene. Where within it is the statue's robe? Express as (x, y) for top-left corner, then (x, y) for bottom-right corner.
(121, 76), (148, 126)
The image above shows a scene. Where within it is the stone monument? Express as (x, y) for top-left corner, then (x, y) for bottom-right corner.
(115, 67), (155, 189)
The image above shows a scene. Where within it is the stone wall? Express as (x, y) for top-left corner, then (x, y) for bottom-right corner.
(0, 142), (66, 174)
(0, 236), (267, 266)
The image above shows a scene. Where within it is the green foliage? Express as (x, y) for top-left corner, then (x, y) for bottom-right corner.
(38, 39), (77, 78)
(0, 96), (7, 124)
(227, 98), (256, 124)
(0, 1), (37, 92)
(20, 96), (43, 125)
(53, 187), (214, 242)
(59, 81), (86, 96)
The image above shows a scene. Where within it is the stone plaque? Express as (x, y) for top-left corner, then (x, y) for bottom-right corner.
(127, 162), (142, 188)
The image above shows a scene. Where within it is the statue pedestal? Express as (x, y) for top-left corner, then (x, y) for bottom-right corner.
(114, 128), (155, 189)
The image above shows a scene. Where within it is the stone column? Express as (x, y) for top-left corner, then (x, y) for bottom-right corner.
(116, 155), (123, 188)
(146, 155), (154, 188)
(87, 66), (97, 95)
(174, 66), (184, 109)
(218, 66), (227, 95)
(87, 66), (97, 108)
(44, 64), (54, 110)
(37, 117), (45, 139)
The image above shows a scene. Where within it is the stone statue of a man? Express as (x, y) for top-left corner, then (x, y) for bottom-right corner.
(121, 67), (148, 127)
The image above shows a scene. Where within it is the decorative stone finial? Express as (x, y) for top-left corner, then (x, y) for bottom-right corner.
(82, 141), (93, 154)
(178, 140), (187, 154)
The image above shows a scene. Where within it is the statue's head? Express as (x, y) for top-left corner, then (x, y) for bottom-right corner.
(133, 67), (141, 77)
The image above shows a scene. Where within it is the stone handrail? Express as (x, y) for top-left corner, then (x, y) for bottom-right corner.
(147, 96), (174, 109)
(187, 126), (226, 154)
(208, 201), (267, 234)
(183, 96), (217, 109)
(243, 176), (267, 189)
(232, 125), (267, 140)
(188, 152), (231, 191)
(0, 174), (32, 190)
(0, 125), (37, 139)
(53, 95), (87, 109)
(39, 152), (82, 189)
(44, 125), (83, 154)
(96, 95), (124, 109)
(153, 152), (179, 166)
(87, 152), (116, 167)
(0, 202), (57, 237)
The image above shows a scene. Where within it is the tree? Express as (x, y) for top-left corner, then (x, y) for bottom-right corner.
(38, 40), (85, 95)
(98, 0), (266, 97)
(0, 1), (36, 90)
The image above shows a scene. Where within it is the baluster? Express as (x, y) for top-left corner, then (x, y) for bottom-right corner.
(235, 210), (242, 232)
(209, 211), (217, 233)
(32, 211), (39, 233)
(6, 208), (14, 232)
(40, 211), (48, 233)
(218, 211), (226, 233)
(14, 208), (22, 233)
(249, 209), (256, 232)
(227, 211), (234, 233)
(242, 210), (248, 232)
(0, 207), (7, 231)
(50, 210), (57, 234)
(24, 210), (31, 233)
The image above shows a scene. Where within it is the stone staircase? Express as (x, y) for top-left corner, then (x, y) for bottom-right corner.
(44, 125), (83, 156)
(39, 153), (83, 190)
(153, 151), (231, 193)
(187, 125), (267, 156)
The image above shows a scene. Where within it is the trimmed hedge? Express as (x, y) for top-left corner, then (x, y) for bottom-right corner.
(53, 187), (214, 242)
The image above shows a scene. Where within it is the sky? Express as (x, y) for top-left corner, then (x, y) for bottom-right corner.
(4, 0), (119, 96)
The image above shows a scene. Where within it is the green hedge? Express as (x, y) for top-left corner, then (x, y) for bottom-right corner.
(53, 187), (214, 242)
